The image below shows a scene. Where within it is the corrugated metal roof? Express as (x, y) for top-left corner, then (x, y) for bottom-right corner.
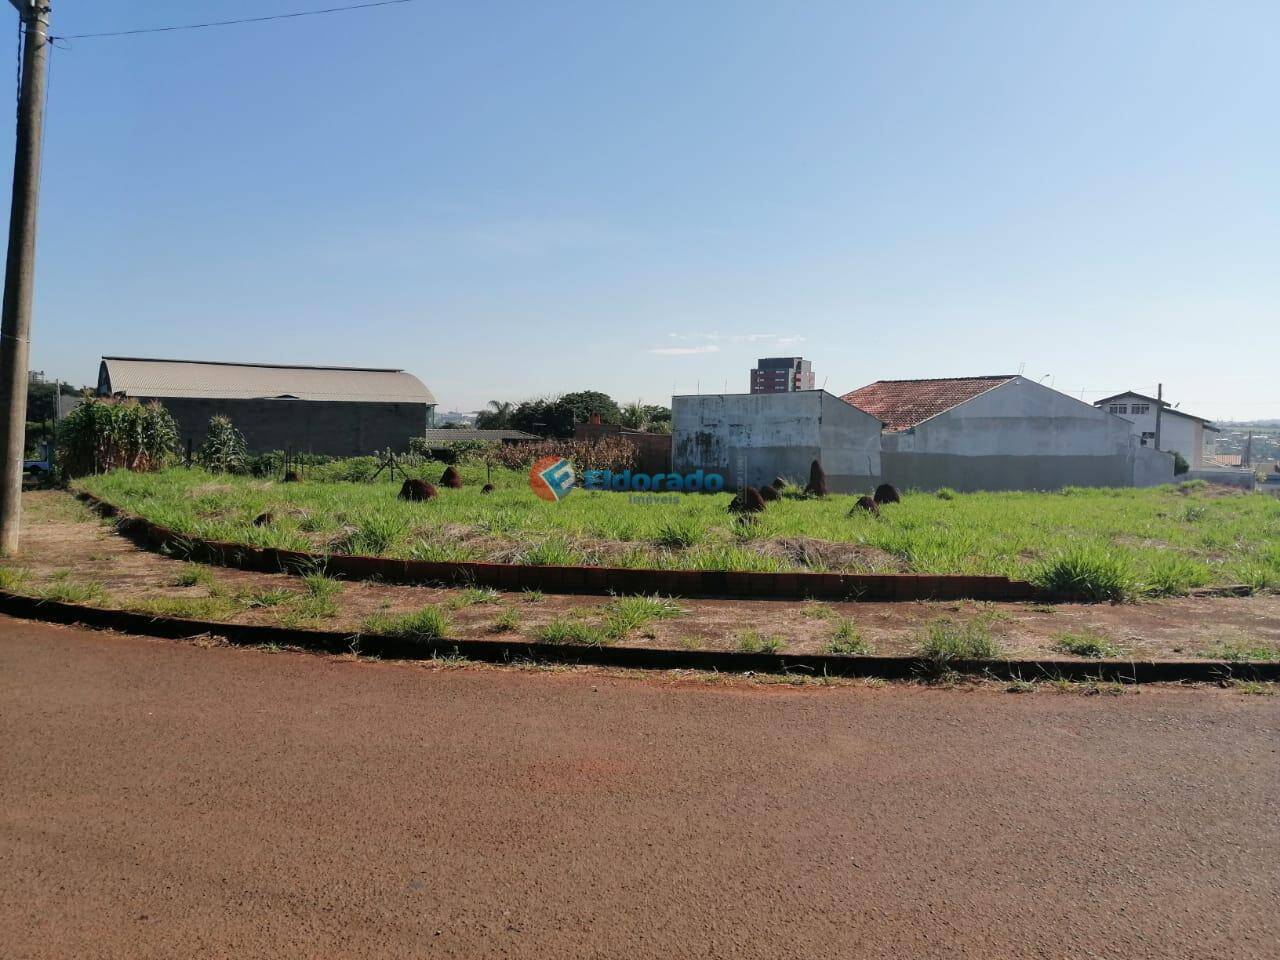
(840, 375), (1017, 431)
(99, 357), (435, 405)
(419, 428), (540, 443)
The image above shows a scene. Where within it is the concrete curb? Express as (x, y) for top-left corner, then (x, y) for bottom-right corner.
(3, 590), (1275, 684)
(75, 491), (1055, 603)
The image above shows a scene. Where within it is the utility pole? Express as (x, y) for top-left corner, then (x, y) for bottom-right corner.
(0, 1), (51, 555)
(1153, 383), (1163, 452)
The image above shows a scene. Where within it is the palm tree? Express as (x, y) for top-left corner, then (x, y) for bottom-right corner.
(619, 401), (647, 431)
(477, 400), (514, 429)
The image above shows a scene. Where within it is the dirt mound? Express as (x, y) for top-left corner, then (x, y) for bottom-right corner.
(252, 511), (274, 527)
(804, 460), (828, 497)
(759, 483), (780, 502)
(852, 496), (879, 516)
(481, 483), (495, 494)
(728, 486), (767, 514)
(772, 476), (787, 489)
(439, 466), (463, 489)
(399, 478), (437, 501)
(874, 483), (901, 505)
(282, 470), (301, 483)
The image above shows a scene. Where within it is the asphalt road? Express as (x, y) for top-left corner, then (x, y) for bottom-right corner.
(2, 616), (1277, 959)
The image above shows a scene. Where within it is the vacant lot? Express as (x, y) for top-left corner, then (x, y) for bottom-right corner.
(79, 466), (1280, 591)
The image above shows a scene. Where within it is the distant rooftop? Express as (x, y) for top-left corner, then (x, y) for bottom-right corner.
(98, 356), (435, 405)
(418, 428), (540, 444)
(1092, 390), (1215, 426)
(841, 375), (1017, 431)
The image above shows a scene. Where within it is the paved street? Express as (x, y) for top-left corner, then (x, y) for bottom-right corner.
(2, 616), (1276, 959)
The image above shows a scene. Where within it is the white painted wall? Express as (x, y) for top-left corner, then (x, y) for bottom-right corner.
(1096, 393), (1206, 468)
(672, 391), (881, 492)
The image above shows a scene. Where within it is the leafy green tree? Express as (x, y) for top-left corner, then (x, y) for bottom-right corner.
(1172, 450), (1190, 475)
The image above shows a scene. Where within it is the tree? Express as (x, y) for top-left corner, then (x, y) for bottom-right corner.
(1172, 450), (1190, 475)
(619, 401), (672, 432)
(475, 400), (514, 430)
(555, 391), (621, 428)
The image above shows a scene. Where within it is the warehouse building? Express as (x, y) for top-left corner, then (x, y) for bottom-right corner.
(672, 391), (882, 493)
(842, 375), (1172, 491)
(96, 356), (436, 457)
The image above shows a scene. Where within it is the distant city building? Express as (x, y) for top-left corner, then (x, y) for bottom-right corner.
(1091, 391), (1219, 470)
(750, 357), (814, 394)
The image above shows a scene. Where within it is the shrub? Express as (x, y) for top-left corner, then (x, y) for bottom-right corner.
(439, 465), (463, 488)
(1036, 547), (1135, 602)
(56, 398), (179, 478)
(482, 437), (637, 473)
(935, 487), (958, 500)
(197, 416), (248, 473)
(1172, 451), (1190, 475)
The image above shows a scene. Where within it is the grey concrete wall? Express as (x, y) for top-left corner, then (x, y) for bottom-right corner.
(878, 379), (1166, 491)
(143, 397), (430, 457)
(672, 391), (880, 492)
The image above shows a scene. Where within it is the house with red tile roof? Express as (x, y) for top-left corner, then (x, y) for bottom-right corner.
(839, 375), (1173, 492)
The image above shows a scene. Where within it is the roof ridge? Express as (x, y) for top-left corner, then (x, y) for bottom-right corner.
(854, 375), (1017, 386)
(101, 356), (406, 374)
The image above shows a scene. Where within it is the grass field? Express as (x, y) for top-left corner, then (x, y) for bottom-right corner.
(76, 465), (1280, 597)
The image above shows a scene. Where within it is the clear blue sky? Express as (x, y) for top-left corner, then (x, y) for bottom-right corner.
(13, 0), (1279, 419)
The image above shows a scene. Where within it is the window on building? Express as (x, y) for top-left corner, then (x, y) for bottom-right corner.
(1140, 431), (1155, 446)
(1109, 404), (1128, 414)
(1130, 403), (1149, 415)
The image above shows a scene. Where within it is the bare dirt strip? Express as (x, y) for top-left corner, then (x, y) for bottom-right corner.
(1, 616), (1277, 959)
(5, 490), (1279, 661)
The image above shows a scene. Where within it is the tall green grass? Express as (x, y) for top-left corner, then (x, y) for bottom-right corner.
(76, 467), (1280, 589)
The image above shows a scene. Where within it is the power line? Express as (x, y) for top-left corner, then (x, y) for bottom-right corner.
(53, 0), (416, 42)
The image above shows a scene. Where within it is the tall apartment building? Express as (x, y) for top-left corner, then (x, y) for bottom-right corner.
(750, 357), (814, 394)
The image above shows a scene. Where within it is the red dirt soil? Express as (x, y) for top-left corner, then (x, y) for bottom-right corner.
(1, 617), (1277, 959)
(5, 491), (1279, 661)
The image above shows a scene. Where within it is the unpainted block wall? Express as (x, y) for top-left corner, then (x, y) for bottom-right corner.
(147, 397), (429, 456)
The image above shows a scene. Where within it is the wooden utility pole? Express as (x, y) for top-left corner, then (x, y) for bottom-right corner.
(0, 1), (52, 555)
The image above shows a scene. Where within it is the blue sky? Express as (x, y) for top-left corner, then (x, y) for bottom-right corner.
(13, 0), (1279, 418)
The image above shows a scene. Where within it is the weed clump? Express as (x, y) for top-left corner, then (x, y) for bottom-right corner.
(361, 605), (451, 643)
(915, 618), (1002, 666)
(935, 487), (957, 500)
(804, 460), (828, 497)
(439, 466), (463, 489)
(399, 478), (437, 501)
(874, 483), (901, 505)
(1052, 631), (1121, 658)
(1036, 547), (1135, 602)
